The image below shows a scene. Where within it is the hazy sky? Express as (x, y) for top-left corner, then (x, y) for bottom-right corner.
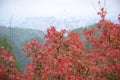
(0, 0), (120, 29)
(0, 0), (120, 18)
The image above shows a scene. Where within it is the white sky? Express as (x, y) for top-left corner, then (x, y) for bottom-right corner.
(0, 0), (120, 18)
(0, 0), (120, 30)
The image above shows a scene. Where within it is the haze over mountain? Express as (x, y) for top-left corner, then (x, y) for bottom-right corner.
(0, 15), (119, 31)
(0, 0), (120, 30)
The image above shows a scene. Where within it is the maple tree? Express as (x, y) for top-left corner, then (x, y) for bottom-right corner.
(83, 18), (120, 80)
(23, 27), (86, 80)
(22, 16), (120, 80)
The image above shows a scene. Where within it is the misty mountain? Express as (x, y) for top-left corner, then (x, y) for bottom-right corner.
(18, 17), (99, 30)
(0, 26), (45, 69)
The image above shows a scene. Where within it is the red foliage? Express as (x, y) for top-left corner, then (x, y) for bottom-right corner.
(97, 7), (107, 22)
(0, 23), (119, 80)
(0, 47), (23, 80)
(83, 20), (120, 79)
(23, 19), (120, 80)
(23, 26), (86, 79)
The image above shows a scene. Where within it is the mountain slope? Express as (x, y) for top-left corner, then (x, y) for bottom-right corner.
(0, 26), (45, 69)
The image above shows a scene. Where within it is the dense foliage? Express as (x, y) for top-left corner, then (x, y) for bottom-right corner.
(22, 20), (120, 80)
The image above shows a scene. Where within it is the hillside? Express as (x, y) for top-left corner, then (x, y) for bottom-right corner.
(0, 26), (45, 69)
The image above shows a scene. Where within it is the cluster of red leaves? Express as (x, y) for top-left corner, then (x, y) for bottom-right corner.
(0, 47), (23, 80)
(23, 18), (120, 80)
(97, 7), (107, 21)
(83, 20), (120, 79)
(23, 27), (86, 80)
